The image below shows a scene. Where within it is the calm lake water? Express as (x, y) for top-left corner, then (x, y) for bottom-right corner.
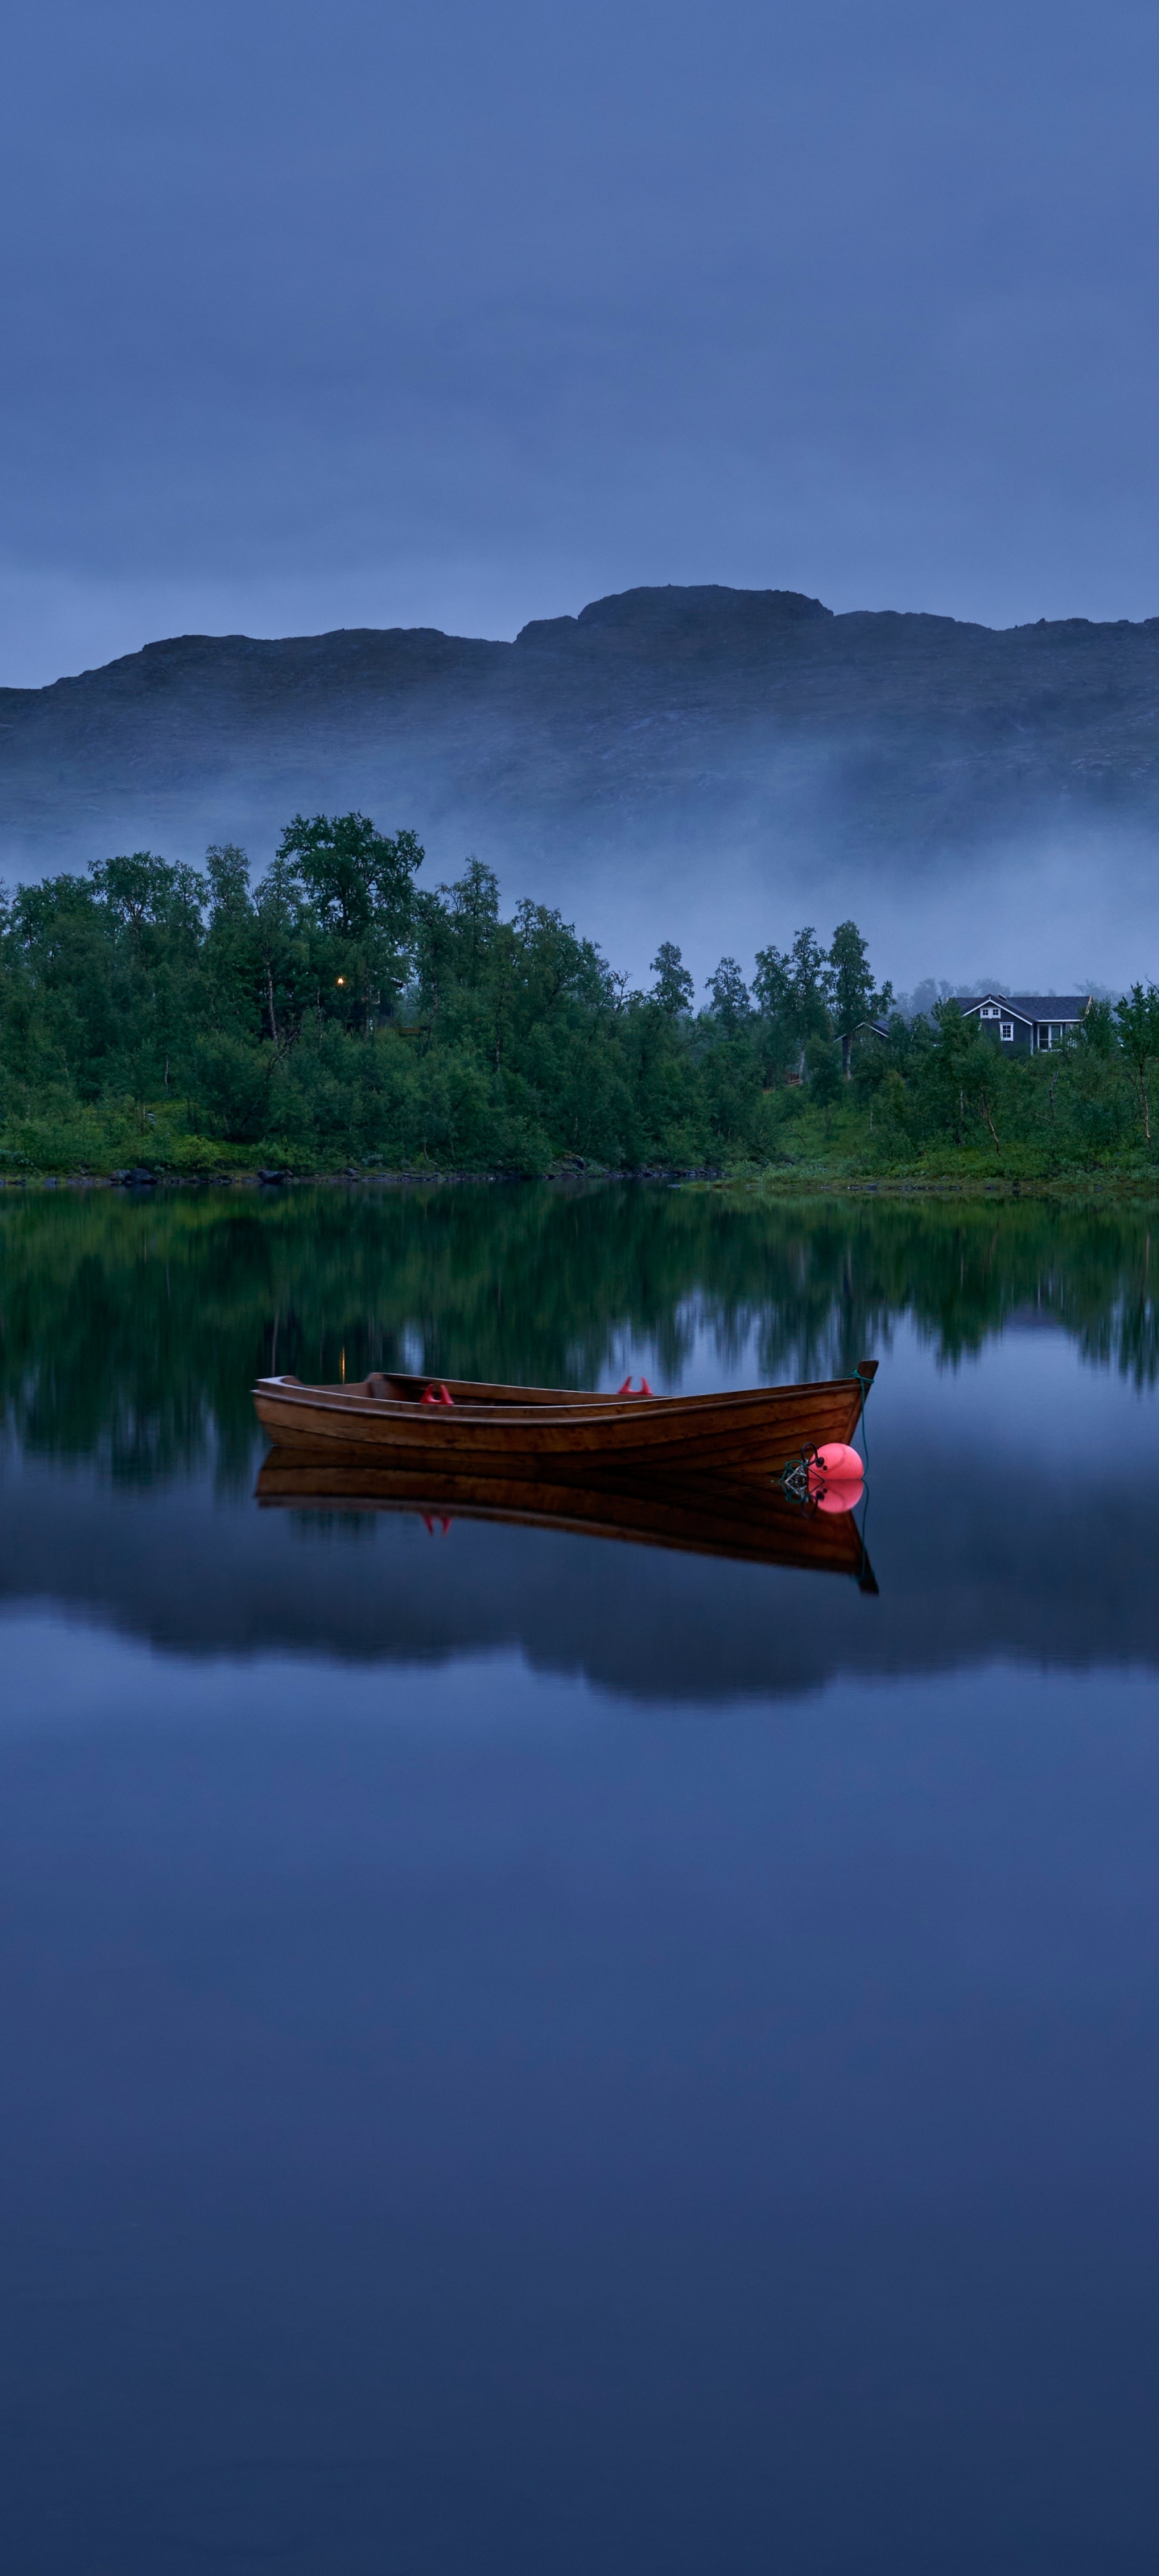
(2, 1182), (1158, 2574)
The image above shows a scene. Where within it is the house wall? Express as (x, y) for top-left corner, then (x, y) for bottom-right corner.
(965, 1002), (1087, 1053)
(975, 1012), (1033, 1053)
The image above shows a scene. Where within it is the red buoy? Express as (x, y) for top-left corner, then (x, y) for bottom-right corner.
(810, 1441), (863, 1480)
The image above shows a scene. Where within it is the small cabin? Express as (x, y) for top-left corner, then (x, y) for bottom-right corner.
(950, 994), (1093, 1054)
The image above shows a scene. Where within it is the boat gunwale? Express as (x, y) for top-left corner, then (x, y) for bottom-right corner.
(254, 1364), (876, 1428)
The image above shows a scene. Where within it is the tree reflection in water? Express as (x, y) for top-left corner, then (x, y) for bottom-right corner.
(0, 1181), (1156, 1488)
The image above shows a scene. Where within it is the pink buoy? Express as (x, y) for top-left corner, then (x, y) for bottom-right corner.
(810, 1442), (863, 1480)
(813, 1480), (863, 1514)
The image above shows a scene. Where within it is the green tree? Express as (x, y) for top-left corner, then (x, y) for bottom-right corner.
(84, 853), (207, 1100)
(650, 942), (695, 1018)
(1115, 984), (1159, 1142)
(275, 812), (424, 1032)
(447, 857), (501, 970)
(824, 919), (893, 1077)
(253, 852), (314, 1052)
(706, 956), (750, 1030)
(204, 842), (251, 918)
(804, 1031), (843, 1136)
(200, 847), (264, 1046)
(753, 926), (829, 1076)
(921, 1002), (1012, 1150)
(89, 852), (206, 956)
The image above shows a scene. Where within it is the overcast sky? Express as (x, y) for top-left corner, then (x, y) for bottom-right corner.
(3, 0), (1159, 687)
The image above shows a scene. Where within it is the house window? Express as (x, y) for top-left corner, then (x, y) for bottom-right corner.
(1000, 1020), (1013, 1041)
(980, 1005), (1000, 1018)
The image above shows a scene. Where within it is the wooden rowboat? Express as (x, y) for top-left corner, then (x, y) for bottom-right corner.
(254, 1450), (878, 1590)
(252, 1360), (877, 1480)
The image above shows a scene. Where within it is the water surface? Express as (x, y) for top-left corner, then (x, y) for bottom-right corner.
(2, 1183), (1157, 2572)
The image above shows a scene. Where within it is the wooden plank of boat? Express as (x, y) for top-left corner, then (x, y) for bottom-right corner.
(251, 1360), (876, 1480)
(254, 1447), (878, 1589)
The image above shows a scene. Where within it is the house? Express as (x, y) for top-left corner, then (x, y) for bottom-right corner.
(857, 994), (1094, 1053)
(950, 994), (1093, 1054)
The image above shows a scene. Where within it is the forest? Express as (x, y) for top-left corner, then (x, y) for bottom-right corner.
(0, 811), (1157, 1179)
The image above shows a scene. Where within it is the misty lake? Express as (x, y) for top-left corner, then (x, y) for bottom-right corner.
(2, 1179), (1158, 2575)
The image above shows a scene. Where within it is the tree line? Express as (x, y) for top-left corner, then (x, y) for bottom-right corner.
(0, 811), (1156, 1172)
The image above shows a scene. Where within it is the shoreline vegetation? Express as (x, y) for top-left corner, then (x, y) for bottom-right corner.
(3, 1168), (1159, 1200)
(2, 812), (1158, 1194)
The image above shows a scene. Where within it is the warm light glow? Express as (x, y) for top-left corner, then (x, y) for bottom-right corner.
(336, 976), (345, 985)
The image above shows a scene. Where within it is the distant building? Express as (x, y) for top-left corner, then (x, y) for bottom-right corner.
(858, 994), (1095, 1051)
(949, 994), (1093, 1053)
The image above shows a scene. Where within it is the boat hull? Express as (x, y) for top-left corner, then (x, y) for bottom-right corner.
(252, 1364), (876, 1480)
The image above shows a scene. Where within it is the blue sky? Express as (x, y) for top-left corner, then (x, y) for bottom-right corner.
(3, 0), (1158, 684)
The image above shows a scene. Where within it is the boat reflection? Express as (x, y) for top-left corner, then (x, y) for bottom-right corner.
(254, 1449), (879, 1591)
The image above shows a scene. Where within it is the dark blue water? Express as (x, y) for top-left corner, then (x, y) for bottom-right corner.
(2, 1186), (1157, 2572)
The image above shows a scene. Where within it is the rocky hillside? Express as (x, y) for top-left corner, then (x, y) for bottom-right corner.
(2, 584), (1157, 960)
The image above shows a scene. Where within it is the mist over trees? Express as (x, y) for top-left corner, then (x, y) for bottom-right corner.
(0, 815), (1155, 1176)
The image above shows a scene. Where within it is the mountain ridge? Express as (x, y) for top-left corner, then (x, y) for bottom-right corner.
(2, 582), (1158, 982)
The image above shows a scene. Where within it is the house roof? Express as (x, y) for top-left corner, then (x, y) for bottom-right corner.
(951, 993), (1091, 1022)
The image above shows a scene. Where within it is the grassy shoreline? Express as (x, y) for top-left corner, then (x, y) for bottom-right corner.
(2, 1080), (1157, 1196)
(2, 1159), (1158, 1203)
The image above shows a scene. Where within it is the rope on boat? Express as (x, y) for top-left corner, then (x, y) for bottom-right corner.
(779, 1447), (821, 1504)
(781, 1363), (876, 1510)
(781, 1360), (876, 1501)
(855, 1360), (875, 1469)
